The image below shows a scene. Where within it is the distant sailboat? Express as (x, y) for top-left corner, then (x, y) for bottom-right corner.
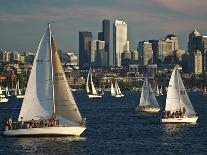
(3, 24), (86, 136)
(162, 67), (198, 123)
(111, 81), (116, 96)
(155, 85), (160, 96)
(0, 86), (8, 103)
(160, 85), (163, 95)
(5, 87), (11, 97)
(15, 80), (24, 99)
(136, 76), (160, 112)
(203, 87), (207, 95)
(86, 68), (102, 98)
(110, 79), (124, 97)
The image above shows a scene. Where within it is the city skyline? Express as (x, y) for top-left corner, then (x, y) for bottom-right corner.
(0, 0), (207, 53)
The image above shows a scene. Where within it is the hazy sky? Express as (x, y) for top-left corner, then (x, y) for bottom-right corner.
(0, 0), (207, 53)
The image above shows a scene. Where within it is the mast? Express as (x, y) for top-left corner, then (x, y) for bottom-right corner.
(48, 23), (55, 114)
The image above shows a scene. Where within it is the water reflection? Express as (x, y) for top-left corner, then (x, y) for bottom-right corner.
(17, 136), (87, 154)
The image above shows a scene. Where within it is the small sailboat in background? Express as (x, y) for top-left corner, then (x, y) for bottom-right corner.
(155, 85), (160, 96)
(86, 68), (102, 98)
(162, 67), (198, 123)
(0, 86), (8, 103)
(111, 79), (124, 98)
(136, 76), (160, 112)
(5, 86), (11, 97)
(15, 80), (24, 99)
(160, 85), (163, 95)
(3, 24), (86, 136)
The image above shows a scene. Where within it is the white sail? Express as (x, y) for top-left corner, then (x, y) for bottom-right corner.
(86, 70), (90, 93)
(160, 85), (163, 95)
(156, 85), (160, 95)
(51, 36), (82, 125)
(18, 25), (54, 121)
(0, 86), (3, 95)
(90, 70), (98, 95)
(165, 67), (196, 116)
(111, 82), (116, 96)
(177, 69), (196, 116)
(115, 80), (122, 95)
(149, 82), (160, 108)
(139, 77), (151, 107)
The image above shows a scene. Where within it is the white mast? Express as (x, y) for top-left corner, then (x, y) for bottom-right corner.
(48, 24), (55, 114)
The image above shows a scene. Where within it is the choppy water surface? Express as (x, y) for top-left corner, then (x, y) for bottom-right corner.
(0, 91), (206, 154)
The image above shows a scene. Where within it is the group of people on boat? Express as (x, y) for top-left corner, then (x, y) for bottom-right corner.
(139, 105), (154, 110)
(5, 114), (60, 130)
(163, 107), (186, 119)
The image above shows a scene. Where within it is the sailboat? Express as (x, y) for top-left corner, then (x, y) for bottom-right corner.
(0, 86), (8, 103)
(160, 85), (163, 95)
(111, 80), (124, 98)
(86, 68), (102, 98)
(3, 24), (86, 136)
(135, 76), (160, 112)
(5, 86), (11, 97)
(15, 80), (24, 99)
(162, 67), (198, 123)
(155, 85), (160, 96)
(203, 86), (207, 95)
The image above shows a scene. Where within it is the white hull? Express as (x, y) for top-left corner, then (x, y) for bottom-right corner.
(16, 95), (25, 99)
(115, 94), (124, 98)
(136, 107), (160, 113)
(3, 126), (86, 136)
(88, 94), (102, 98)
(162, 116), (198, 123)
(0, 98), (8, 103)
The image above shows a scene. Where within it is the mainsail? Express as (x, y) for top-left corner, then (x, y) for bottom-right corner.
(18, 25), (53, 121)
(165, 67), (196, 116)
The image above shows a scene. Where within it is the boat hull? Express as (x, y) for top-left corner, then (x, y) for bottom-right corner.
(16, 95), (25, 99)
(136, 107), (160, 113)
(0, 98), (8, 103)
(88, 94), (102, 98)
(115, 94), (124, 98)
(3, 126), (86, 137)
(161, 117), (198, 123)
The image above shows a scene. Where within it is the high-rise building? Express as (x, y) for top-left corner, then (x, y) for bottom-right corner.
(66, 53), (78, 66)
(194, 50), (202, 74)
(102, 20), (110, 65)
(149, 40), (159, 64)
(91, 40), (106, 67)
(79, 31), (92, 68)
(113, 20), (128, 67)
(138, 41), (153, 65)
(131, 51), (139, 64)
(203, 36), (207, 74)
(188, 29), (203, 73)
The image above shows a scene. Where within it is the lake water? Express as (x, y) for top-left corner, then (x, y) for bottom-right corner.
(0, 91), (206, 154)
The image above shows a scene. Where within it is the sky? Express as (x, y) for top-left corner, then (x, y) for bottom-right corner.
(0, 0), (207, 53)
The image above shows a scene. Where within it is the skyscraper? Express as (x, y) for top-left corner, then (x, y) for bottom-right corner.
(79, 31), (92, 68)
(203, 36), (207, 74)
(91, 40), (106, 67)
(113, 20), (128, 67)
(194, 50), (202, 74)
(138, 41), (153, 65)
(102, 20), (110, 65)
(188, 29), (203, 73)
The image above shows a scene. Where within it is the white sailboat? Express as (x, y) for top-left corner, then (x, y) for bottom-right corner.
(3, 24), (86, 136)
(155, 85), (160, 96)
(160, 85), (163, 95)
(114, 80), (124, 97)
(0, 86), (8, 103)
(136, 76), (160, 112)
(5, 86), (11, 97)
(15, 80), (24, 99)
(111, 81), (116, 96)
(86, 68), (102, 98)
(162, 67), (198, 123)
